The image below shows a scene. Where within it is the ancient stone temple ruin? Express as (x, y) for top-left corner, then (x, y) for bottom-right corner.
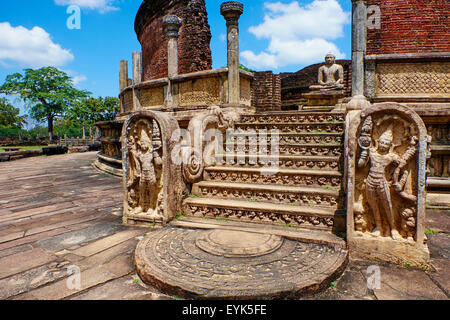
(94, 0), (449, 298)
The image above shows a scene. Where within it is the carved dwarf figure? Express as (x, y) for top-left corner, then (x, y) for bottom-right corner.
(400, 207), (416, 241)
(310, 53), (344, 91)
(358, 127), (403, 240)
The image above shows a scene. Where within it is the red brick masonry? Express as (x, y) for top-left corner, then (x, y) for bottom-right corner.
(135, 0), (212, 81)
(366, 0), (450, 55)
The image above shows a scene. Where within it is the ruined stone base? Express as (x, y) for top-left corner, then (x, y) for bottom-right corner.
(348, 237), (430, 269)
(304, 90), (344, 107)
(135, 227), (348, 299)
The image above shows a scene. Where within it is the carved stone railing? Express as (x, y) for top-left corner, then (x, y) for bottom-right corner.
(346, 102), (432, 267)
(180, 105), (245, 184)
(121, 111), (184, 226)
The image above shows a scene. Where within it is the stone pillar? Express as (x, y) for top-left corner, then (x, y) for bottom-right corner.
(351, 0), (367, 97)
(119, 60), (128, 114)
(221, 1), (244, 105)
(348, 0), (370, 110)
(119, 60), (128, 92)
(132, 51), (142, 85)
(132, 51), (142, 110)
(163, 15), (182, 78)
(163, 15), (182, 107)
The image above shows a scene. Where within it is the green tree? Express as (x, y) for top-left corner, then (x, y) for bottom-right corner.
(0, 97), (27, 128)
(67, 96), (120, 126)
(0, 67), (90, 143)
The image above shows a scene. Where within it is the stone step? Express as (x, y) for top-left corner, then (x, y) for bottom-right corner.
(239, 112), (345, 125)
(222, 143), (342, 157)
(227, 132), (343, 145)
(234, 122), (344, 134)
(182, 197), (345, 232)
(192, 181), (343, 209)
(214, 155), (342, 171)
(170, 216), (347, 249)
(204, 166), (343, 188)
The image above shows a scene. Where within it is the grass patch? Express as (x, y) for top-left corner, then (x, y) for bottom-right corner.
(172, 296), (182, 300)
(321, 186), (333, 190)
(188, 194), (203, 199)
(283, 223), (300, 230)
(0, 145), (48, 152)
(215, 218), (230, 223)
(146, 222), (156, 228)
(425, 228), (437, 235)
(175, 214), (187, 220)
(330, 281), (337, 289)
(132, 278), (140, 284)
(404, 262), (412, 268)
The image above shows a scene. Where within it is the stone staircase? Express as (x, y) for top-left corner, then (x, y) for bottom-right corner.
(183, 111), (346, 234)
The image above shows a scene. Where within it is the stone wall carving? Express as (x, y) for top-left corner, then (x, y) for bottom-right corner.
(346, 103), (431, 267)
(179, 77), (221, 106)
(122, 111), (184, 226)
(140, 87), (165, 108)
(376, 62), (450, 96)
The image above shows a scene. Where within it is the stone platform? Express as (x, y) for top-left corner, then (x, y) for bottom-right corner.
(0, 152), (448, 300)
(135, 227), (348, 299)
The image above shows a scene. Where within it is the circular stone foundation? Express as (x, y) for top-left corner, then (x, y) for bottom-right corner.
(135, 227), (348, 299)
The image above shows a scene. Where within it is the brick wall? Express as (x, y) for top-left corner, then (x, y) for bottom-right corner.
(366, 0), (450, 55)
(251, 71), (282, 112)
(135, 0), (212, 81)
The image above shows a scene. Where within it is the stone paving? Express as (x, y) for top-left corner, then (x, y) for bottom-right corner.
(0, 152), (448, 300)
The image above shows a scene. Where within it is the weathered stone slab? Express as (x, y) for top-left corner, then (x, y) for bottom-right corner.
(0, 248), (56, 279)
(37, 222), (126, 252)
(0, 261), (69, 299)
(371, 265), (447, 300)
(22, 254), (134, 300)
(71, 229), (146, 257)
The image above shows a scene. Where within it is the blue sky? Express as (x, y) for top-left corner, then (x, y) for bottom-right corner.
(0, 0), (352, 117)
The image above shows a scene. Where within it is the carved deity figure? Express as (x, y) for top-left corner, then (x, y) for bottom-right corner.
(310, 53), (344, 91)
(127, 120), (163, 217)
(358, 127), (404, 240)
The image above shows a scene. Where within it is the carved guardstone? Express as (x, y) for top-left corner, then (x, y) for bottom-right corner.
(346, 103), (432, 267)
(122, 111), (184, 226)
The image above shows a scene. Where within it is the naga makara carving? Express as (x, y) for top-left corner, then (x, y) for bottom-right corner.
(181, 105), (246, 183)
(122, 111), (183, 225)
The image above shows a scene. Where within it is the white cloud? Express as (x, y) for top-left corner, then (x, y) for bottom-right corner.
(54, 0), (119, 13)
(72, 74), (88, 85)
(241, 0), (350, 70)
(0, 22), (74, 68)
(62, 69), (88, 86)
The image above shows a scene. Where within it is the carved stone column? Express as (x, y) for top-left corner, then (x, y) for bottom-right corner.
(351, 0), (367, 97)
(348, 0), (370, 110)
(119, 60), (128, 113)
(132, 51), (142, 110)
(163, 15), (182, 78)
(221, 1), (243, 105)
(132, 51), (142, 85)
(163, 15), (182, 107)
